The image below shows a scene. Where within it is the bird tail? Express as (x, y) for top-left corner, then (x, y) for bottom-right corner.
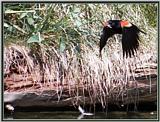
(139, 29), (146, 35)
(132, 23), (146, 35)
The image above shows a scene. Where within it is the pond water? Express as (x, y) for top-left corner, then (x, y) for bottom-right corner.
(4, 111), (157, 120)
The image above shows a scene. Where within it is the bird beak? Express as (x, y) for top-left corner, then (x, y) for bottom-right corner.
(102, 21), (112, 28)
(107, 24), (112, 28)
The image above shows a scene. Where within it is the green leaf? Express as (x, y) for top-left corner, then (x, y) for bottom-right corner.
(8, 26), (13, 32)
(4, 22), (9, 28)
(27, 17), (34, 25)
(20, 12), (27, 19)
(27, 35), (39, 43)
(75, 20), (82, 27)
(74, 8), (81, 13)
(71, 13), (78, 19)
(33, 14), (40, 19)
(88, 4), (95, 9)
(27, 33), (42, 43)
(59, 37), (66, 52)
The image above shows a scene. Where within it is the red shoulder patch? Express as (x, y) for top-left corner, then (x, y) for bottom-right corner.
(120, 20), (132, 27)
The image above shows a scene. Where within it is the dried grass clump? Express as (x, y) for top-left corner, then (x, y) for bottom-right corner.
(4, 37), (157, 108)
(4, 45), (34, 75)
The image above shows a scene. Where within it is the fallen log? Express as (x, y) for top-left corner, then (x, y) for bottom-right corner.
(4, 82), (157, 109)
(4, 64), (157, 110)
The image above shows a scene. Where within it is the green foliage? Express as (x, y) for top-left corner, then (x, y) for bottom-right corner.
(3, 3), (158, 52)
(140, 4), (157, 28)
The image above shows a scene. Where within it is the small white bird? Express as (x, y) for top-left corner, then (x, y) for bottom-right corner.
(6, 104), (14, 111)
(78, 105), (93, 116)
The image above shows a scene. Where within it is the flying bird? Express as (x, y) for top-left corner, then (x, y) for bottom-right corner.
(99, 20), (146, 58)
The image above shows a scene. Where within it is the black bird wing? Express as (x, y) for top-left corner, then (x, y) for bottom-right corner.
(122, 24), (142, 58)
(99, 27), (114, 57)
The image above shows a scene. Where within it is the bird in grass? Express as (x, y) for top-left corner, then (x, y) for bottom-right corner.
(99, 20), (146, 58)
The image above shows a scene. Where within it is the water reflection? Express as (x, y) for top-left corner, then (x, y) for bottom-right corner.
(77, 114), (84, 119)
(4, 111), (157, 120)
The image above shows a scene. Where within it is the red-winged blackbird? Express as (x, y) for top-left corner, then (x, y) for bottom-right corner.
(99, 20), (146, 58)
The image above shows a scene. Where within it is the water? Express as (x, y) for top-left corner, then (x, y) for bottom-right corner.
(4, 111), (157, 120)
